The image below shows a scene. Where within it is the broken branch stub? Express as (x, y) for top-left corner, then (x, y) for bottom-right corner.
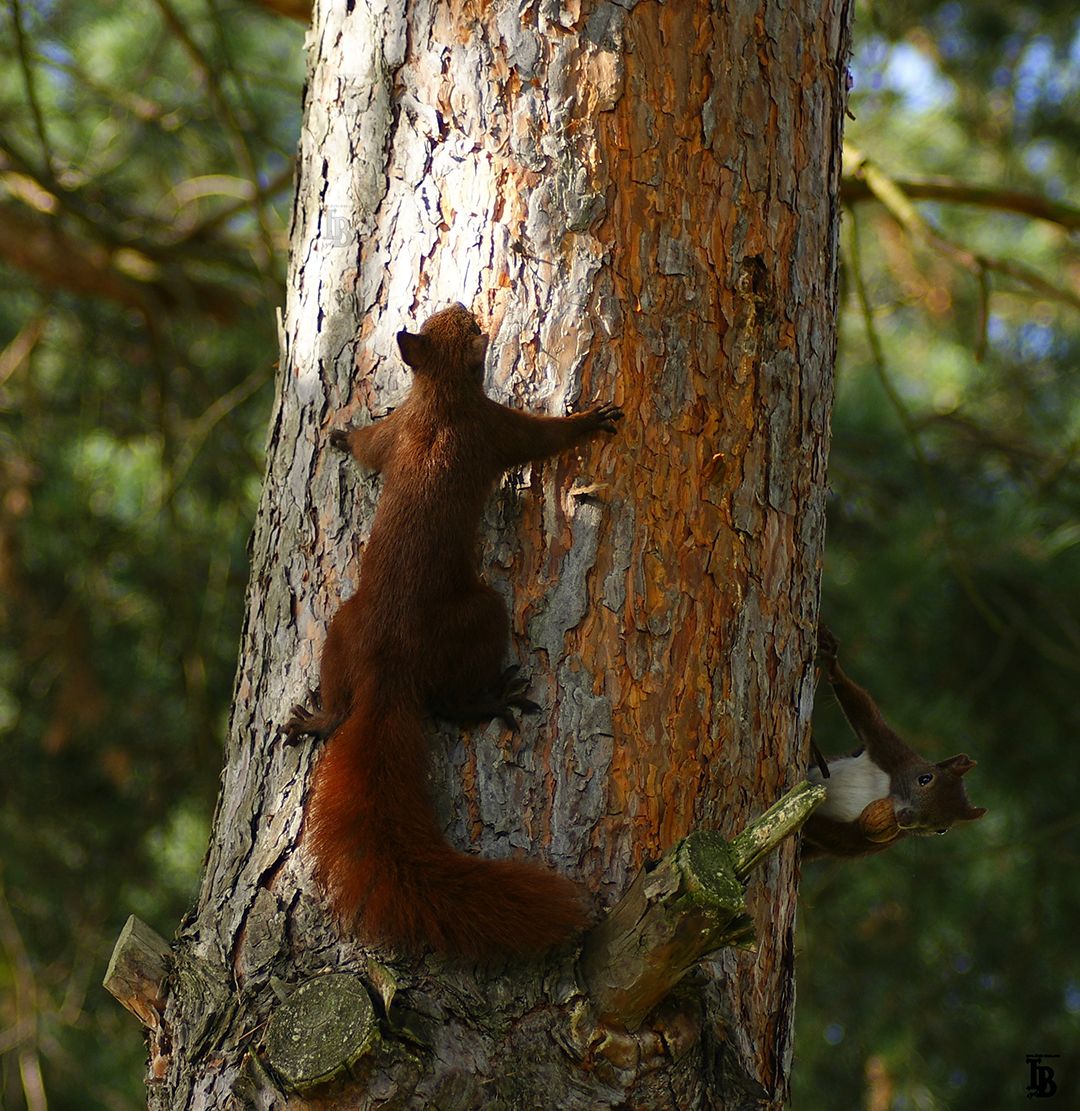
(729, 779), (828, 878)
(103, 914), (172, 1028)
(580, 780), (825, 1031)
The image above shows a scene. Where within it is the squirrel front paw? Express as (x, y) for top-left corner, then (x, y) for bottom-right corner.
(581, 402), (624, 435)
(817, 623), (839, 665)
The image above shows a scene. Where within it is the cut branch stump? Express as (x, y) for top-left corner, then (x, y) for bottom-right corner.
(580, 780), (825, 1030)
(103, 914), (172, 1029)
(264, 973), (379, 1093)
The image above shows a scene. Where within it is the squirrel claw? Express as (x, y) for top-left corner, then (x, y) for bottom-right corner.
(284, 689), (340, 743)
(816, 623), (839, 661)
(588, 402), (624, 434)
(283, 704), (313, 744)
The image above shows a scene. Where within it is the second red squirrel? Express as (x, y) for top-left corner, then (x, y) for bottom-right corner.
(804, 626), (986, 859)
(287, 302), (622, 958)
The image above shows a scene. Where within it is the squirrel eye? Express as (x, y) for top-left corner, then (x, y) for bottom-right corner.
(918, 773), (934, 786)
(936, 828), (948, 836)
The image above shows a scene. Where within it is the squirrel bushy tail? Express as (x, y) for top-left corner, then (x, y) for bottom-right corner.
(305, 675), (585, 958)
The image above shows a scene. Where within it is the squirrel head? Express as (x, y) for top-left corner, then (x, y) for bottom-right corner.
(397, 303), (488, 385)
(891, 752), (987, 835)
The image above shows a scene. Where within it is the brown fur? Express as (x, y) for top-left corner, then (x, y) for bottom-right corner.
(804, 626), (986, 860)
(287, 303), (622, 957)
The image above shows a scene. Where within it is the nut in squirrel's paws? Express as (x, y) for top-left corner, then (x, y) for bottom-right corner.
(858, 798), (901, 843)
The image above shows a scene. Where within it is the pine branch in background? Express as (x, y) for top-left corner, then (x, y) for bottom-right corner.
(843, 145), (1080, 311)
(841, 167), (1080, 233)
(844, 206), (1007, 635)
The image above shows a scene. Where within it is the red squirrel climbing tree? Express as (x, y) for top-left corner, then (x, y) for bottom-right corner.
(286, 303), (622, 956)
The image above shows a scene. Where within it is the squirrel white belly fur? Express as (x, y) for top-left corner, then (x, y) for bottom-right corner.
(808, 751), (890, 823)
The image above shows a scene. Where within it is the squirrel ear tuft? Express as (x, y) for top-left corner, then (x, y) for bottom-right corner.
(940, 753), (977, 776)
(397, 330), (430, 368)
(469, 333), (488, 367)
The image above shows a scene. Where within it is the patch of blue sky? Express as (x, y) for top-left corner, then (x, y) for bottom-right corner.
(1023, 140), (1054, 176)
(851, 39), (955, 114)
(1018, 322), (1058, 362)
(37, 38), (77, 94)
(934, 1), (978, 64)
(1066, 982), (1080, 1014)
(1021, 137), (1067, 199)
(823, 1023), (844, 1046)
(986, 315), (1060, 362)
(1014, 36), (1080, 126)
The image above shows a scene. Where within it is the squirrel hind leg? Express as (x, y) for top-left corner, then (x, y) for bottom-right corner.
(497, 665), (542, 713)
(283, 690), (345, 744)
(431, 667), (541, 732)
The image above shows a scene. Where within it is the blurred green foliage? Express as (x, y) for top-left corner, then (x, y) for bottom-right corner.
(0, 1), (301, 1107)
(0, 0), (1077, 1108)
(796, 2), (1080, 1107)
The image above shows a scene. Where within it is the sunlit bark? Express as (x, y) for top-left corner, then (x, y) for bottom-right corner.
(144, 2), (852, 1107)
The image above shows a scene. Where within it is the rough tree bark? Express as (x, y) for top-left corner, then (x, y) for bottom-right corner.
(120, 2), (852, 1107)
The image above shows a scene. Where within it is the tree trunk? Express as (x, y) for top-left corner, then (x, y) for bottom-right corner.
(137, 2), (852, 1107)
